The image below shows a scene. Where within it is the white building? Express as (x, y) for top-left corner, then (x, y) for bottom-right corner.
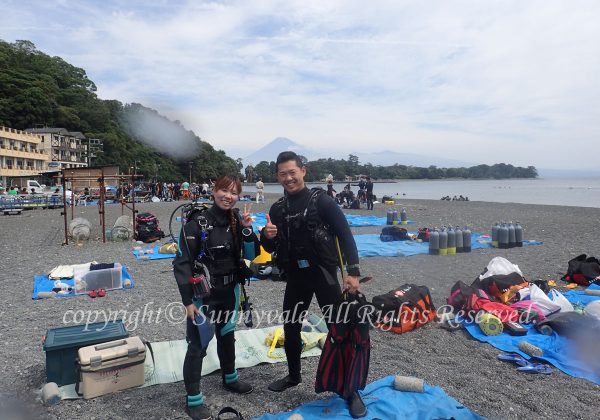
(25, 127), (88, 170)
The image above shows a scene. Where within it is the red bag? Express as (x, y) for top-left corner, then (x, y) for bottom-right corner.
(471, 297), (518, 323)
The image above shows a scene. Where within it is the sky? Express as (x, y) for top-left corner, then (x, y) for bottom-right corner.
(1, 0), (599, 170)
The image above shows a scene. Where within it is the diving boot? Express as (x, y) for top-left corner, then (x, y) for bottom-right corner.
(268, 374), (302, 392)
(185, 394), (212, 420)
(348, 391), (367, 418)
(223, 379), (253, 394)
(223, 370), (253, 394)
(185, 405), (212, 420)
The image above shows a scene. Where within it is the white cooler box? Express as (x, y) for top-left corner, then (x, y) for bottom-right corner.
(77, 336), (146, 399)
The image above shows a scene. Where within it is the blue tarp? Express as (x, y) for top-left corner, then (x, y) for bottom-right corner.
(354, 233), (542, 257)
(251, 213), (413, 228)
(253, 375), (484, 420)
(135, 232), (542, 260)
(32, 265), (135, 299)
(462, 284), (600, 385)
(344, 214), (414, 227)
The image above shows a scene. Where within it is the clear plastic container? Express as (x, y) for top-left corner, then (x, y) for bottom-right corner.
(78, 263), (123, 291)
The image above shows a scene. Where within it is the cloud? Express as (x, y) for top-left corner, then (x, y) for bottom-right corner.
(1, 0), (600, 169)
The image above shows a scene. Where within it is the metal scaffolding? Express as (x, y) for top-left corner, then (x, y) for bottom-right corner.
(58, 167), (142, 245)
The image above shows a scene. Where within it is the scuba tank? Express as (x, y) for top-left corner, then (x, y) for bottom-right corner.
(498, 223), (509, 249)
(386, 208), (394, 225)
(429, 229), (440, 255)
(462, 226), (472, 253)
(392, 208), (399, 225)
(438, 227), (448, 256)
(455, 226), (464, 253)
(400, 207), (408, 225)
(515, 222), (523, 247)
(446, 226), (456, 255)
(492, 222), (500, 248)
(508, 222), (516, 248)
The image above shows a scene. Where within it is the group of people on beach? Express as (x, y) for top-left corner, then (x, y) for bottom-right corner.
(440, 195), (469, 201)
(173, 151), (367, 420)
(327, 175), (375, 210)
(132, 181), (214, 202)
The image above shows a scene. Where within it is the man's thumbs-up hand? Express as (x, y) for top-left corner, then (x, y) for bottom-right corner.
(263, 214), (278, 239)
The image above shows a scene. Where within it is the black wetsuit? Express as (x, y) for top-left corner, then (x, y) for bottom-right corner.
(261, 187), (361, 378)
(326, 183), (336, 198)
(365, 180), (374, 210)
(173, 205), (260, 396)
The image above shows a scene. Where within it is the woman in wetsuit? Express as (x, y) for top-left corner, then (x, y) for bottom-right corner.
(173, 175), (260, 420)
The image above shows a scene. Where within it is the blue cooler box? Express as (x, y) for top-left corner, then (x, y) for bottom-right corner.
(43, 320), (129, 386)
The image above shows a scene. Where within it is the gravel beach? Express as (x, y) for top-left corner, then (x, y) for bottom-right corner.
(1, 194), (599, 420)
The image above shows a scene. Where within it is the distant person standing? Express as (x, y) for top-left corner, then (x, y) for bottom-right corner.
(365, 176), (374, 210)
(326, 180), (336, 199)
(255, 178), (265, 203)
(358, 176), (366, 191)
(174, 182), (181, 200)
(181, 180), (190, 200)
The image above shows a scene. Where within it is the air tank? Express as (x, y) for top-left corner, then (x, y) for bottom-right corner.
(462, 226), (472, 253)
(514, 222), (523, 247)
(492, 222), (500, 248)
(498, 223), (509, 249)
(429, 229), (440, 255)
(386, 208), (394, 225)
(508, 222), (516, 248)
(438, 228), (448, 256)
(455, 226), (464, 253)
(400, 207), (408, 225)
(447, 226), (456, 255)
(392, 208), (399, 225)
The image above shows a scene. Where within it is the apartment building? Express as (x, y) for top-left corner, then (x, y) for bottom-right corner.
(0, 126), (50, 186)
(25, 127), (88, 170)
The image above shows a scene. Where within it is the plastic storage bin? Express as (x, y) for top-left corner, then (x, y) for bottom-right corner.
(78, 263), (123, 292)
(43, 320), (129, 386)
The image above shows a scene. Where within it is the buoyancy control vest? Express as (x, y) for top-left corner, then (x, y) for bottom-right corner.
(186, 205), (241, 276)
(274, 188), (340, 269)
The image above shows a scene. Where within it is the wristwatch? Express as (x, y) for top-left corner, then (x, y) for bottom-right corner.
(242, 227), (253, 237)
(346, 264), (361, 277)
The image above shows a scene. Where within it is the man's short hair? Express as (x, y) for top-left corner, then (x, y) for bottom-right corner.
(276, 151), (303, 171)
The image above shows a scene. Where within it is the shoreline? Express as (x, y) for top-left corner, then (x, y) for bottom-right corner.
(1, 198), (599, 419)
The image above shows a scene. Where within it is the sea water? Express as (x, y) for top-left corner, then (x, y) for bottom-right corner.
(250, 177), (600, 208)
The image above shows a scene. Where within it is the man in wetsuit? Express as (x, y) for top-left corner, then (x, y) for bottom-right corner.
(365, 176), (374, 210)
(261, 151), (366, 418)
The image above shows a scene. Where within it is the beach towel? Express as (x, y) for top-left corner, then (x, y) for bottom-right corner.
(254, 375), (483, 420)
(462, 284), (600, 385)
(52, 326), (324, 400)
(354, 233), (542, 258)
(32, 266), (134, 300)
(132, 244), (177, 260)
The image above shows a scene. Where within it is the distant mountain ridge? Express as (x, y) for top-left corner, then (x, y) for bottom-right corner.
(243, 137), (475, 168)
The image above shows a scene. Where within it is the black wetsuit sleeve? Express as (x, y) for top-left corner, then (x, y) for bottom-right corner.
(317, 194), (361, 276)
(173, 220), (200, 306)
